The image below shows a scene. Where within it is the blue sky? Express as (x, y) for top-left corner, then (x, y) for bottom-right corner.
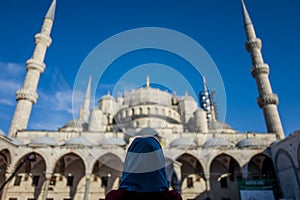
(0, 0), (299, 136)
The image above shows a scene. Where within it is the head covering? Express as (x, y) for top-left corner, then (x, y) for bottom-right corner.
(119, 135), (168, 192)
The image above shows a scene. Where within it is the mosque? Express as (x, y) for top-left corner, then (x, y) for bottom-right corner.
(0, 0), (299, 200)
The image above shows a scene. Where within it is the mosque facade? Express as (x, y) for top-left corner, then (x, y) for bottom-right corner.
(0, 0), (299, 200)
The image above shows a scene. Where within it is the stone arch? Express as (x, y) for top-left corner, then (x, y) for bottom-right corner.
(0, 149), (11, 199)
(4, 152), (46, 200)
(91, 153), (123, 199)
(176, 153), (206, 200)
(248, 153), (276, 179)
(248, 153), (281, 197)
(275, 149), (300, 199)
(51, 153), (86, 199)
(139, 107), (143, 115)
(209, 153), (241, 200)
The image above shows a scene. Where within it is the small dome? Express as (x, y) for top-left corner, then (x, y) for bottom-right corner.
(100, 94), (115, 101)
(10, 138), (23, 145)
(63, 119), (86, 128)
(101, 137), (126, 146)
(203, 138), (229, 148)
(208, 121), (232, 130)
(65, 137), (92, 147)
(180, 94), (195, 102)
(237, 138), (263, 148)
(30, 136), (57, 146)
(170, 138), (197, 148)
(61, 119), (88, 132)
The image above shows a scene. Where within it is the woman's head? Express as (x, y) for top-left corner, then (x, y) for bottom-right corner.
(119, 130), (168, 192)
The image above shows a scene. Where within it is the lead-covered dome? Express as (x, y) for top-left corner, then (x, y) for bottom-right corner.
(237, 138), (263, 148)
(65, 137), (92, 147)
(11, 138), (23, 145)
(170, 138), (197, 148)
(125, 87), (172, 107)
(61, 119), (88, 131)
(29, 136), (57, 146)
(101, 137), (126, 146)
(203, 138), (230, 148)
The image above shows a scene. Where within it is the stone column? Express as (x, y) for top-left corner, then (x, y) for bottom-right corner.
(42, 173), (52, 200)
(0, 169), (13, 200)
(84, 174), (92, 200)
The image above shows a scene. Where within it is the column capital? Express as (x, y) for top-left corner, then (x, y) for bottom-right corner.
(44, 172), (53, 179)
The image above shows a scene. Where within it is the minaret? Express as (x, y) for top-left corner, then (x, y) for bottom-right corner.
(8, 0), (56, 137)
(241, 0), (284, 139)
(80, 76), (92, 122)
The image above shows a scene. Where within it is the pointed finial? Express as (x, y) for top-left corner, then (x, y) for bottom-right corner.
(45, 0), (56, 20)
(85, 76), (92, 99)
(241, 0), (252, 26)
(202, 76), (208, 92)
(146, 76), (150, 88)
(107, 91), (111, 96)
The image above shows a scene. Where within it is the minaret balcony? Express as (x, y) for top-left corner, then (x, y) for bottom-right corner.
(250, 64), (269, 77)
(245, 38), (262, 52)
(257, 93), (279, 108)
(16, 89), (38, 104)
(34, 33), (52, 47)
(26, 59), (46, 73)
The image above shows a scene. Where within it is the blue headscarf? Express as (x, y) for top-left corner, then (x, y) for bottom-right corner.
(119, 136), (169, 192)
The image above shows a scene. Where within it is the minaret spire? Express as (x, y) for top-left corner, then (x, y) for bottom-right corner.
(80, 76), (92, 122)
(241, 0), (252, 26)
(241, 0), (284, 139)
(8, 0), (56, 137)
(45, 0), (56, 20)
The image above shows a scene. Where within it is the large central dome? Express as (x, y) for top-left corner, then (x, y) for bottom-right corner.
(124, 87), (173, 107)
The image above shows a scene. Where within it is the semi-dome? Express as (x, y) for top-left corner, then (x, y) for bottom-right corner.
(30, 136), (57, 146)
(170, 138), (197, 148)
(237, 138), (263, 148)
(65, 136), (92, 147)
(101, 137), (126, 146)
(203, 137), (230, 148)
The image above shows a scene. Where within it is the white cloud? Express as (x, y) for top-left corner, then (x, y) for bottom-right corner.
(0, 80), (21, 94)
(0, 62), (24, 106)
(0, 62), (24, 77)
(0, 98), (15, 106)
